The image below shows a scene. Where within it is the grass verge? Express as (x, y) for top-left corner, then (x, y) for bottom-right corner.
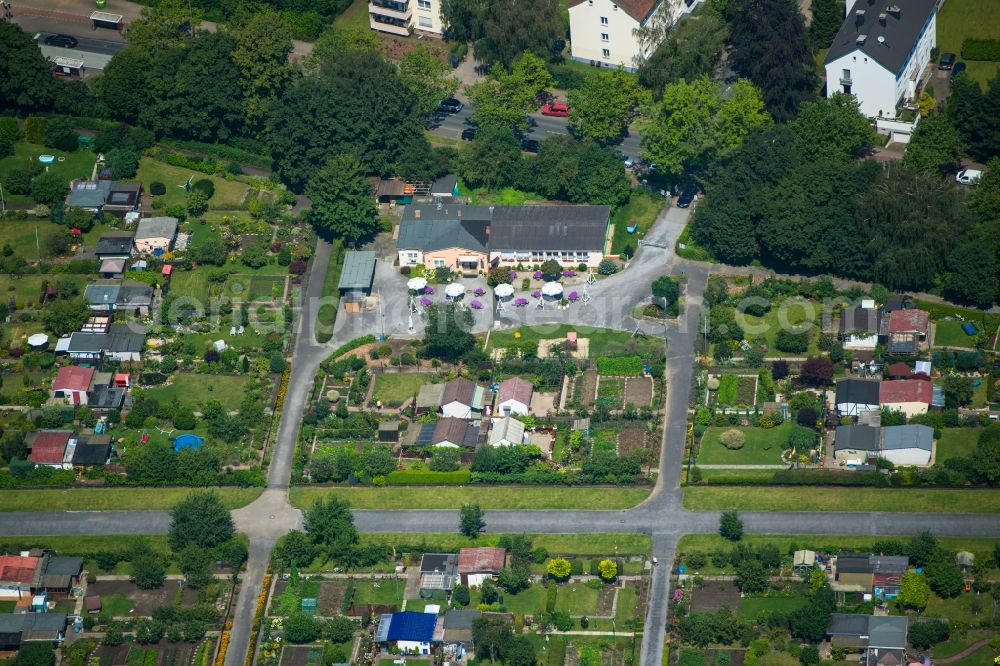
(360, 532), (651, 555)
(610, 191), (665, 255)
(682, 486), (1000, 513)
(676, 533), (1000, 555)
(0, 487), (263, 512)
(289, 485), (651, 510)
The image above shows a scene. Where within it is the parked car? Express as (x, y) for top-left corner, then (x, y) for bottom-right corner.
(44, 34), (78, 48)
(461, 127), (477, 141)
(938, 52), (955, 70)
(624, 156), (636, 169)
(521, 138), (540, 153)
(677, 183), (698, 208)
(541, 101), (569, 117)
(955, 169), (983, 185)
(951, 62), (967, 79)
(438, 98), (463, 114)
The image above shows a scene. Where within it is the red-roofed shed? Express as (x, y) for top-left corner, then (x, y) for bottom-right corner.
(457, 547), (506, 586)
(887, 309), (929, 334)
(162, 264), (173, 276)
(29, 431), (72, 465)
(0, 555), (41, 592)
(879, 379), (933, 417)
(886, 362), (911, 378)
(53, 366), (96, 406)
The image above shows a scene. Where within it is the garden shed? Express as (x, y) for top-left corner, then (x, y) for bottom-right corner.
(338, 251), (377, 312)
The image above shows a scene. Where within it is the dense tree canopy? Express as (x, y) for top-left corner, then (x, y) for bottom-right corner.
(638, 8), (728, 98)
(442, 0), (563, 68)
(529, 136), (631, 206)
(169, 490), (235, 551)
(0, 24), (89, 114)
(727, 0), (817, 121)
(468, 53), (552, 132)
(641, 77), (770, 179)
(306, 153), (378, 243)
(568, 69), (650, 144)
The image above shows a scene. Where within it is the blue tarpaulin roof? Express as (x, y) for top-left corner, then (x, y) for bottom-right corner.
(384, 611), (436, 642)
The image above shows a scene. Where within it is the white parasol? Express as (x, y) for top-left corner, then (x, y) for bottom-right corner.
(541, 281), (564, 298)
(407, 277), (428, 291)
(494, 283), (515, 299)
(445, 283), (465, 299)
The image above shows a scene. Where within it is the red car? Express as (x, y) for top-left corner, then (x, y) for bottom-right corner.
(541, 101), (569, 117)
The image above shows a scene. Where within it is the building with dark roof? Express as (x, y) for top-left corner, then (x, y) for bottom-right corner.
(835, 379), (881, 417)
(338, 251), (377, 302)
(833, 425), (881, 463)
(397, 205), (491, 275)
(833, 552), (908, 596)
(0, 612), (67, 650)
(824, 0), (937, 119)
(419, 554), (458, 591)
(489, 205), (611, 269)
(828, 614), (907, 665)
(34, 555), (83, 596)
(405, 418), (479, 449)
(839, 305), (879, 350)
(70, 435), (112, 466)
(95, 233), (135, 259)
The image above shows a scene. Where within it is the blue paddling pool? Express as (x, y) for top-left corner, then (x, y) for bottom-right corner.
(173, 433), (204, 452)
(38, 155), (56, 164)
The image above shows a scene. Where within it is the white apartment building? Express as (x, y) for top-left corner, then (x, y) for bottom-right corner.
(567, 0), (698, 71)
(369, 0), (444, 37)
(824, 0), (937, 119)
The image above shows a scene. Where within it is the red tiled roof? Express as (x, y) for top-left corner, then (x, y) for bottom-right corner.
(880, 379), (932, 405)
(458, 547), (506, 574)
(53, 365), (95, 392)
(0, 555), (41, 584)
(29, 431), (72, 463)
(567, 0), (657, 22)
(887, 309), (929, 334)
(497, 377), (533, 407)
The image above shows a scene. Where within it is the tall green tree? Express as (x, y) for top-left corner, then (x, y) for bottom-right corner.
(972, 425), (1000, 486)
(422, 303), (475, 362)
(305, 153), (378, 243)
(790, 94), (876, 161)
(397, 46), (460, 116)
(0, 23), (60, 112)
(168, 490), (235, 551)
(474, 0), (563, 68)
(41, 298), (88, 336)
(903, 113), (965, 174)
(638, 9), (728, 98)
(568, 69), (651, 144)
(459, 502), (485, 538)
(168, 32), (245, 141)
(727, 0), (817, 120)
(942, 238), (999, 308)
(230, 10), (294, 132)
(459, 126), (523, 190)
(528, 136), (631, 206)
(471, 615), (513, 666)
(896, 571), (930, 610)
(719, 510), (743, 541)
(468, 53), (552, 132)
(126, 0), (201, 49)
(303, 496), (359, 561)
(641, 77), (770, 178)
(809, 0), (844, 48)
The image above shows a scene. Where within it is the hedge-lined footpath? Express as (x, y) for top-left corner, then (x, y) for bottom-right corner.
(289, 485), (652, 510)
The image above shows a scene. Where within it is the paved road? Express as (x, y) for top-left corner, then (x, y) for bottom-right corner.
(430, 105), (643, 159)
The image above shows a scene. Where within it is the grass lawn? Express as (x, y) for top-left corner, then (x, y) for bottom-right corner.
(315, 243), (346, 343)
(0, 143), (96, 204)
(290, 486), (651, 510)
(615, 585), (638, 624)
(696, 423), (790, 465)
(933, 630), (997, 659)
(0, 487), (262, 512)
(917, 300), (1000, 342)
(372, 373), (434, 408)
(923, 590), (995, 626)
(0, 274), (85, 307)
(144, 373), (250, 411)
(683, 487), (1000, 513)
(0, 601), (15, 613)
(556, 584), (600, 615)
(933, 318), (980, 348)
(486, 324), (661, 359)
(737, 595), (807, 619)
(0, 219), (67, 260)
(457, 177), (547, 206)
(136, 157), (249, 210)
(740, 299), (820, 357)
(497, 585), (548, 614)
(101, 593), (137, 617)
(351, 578), (405, 606)
(359, 533), (652, 556)
(935, 427), (981, 464)
(610, 191), (665, 255)
(333, 0), (370, 31)
(183, 330), (266, 354)
(936, 0), (1000, 87)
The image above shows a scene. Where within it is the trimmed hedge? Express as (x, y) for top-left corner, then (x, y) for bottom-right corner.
(595, 356), (644, 376)
(961, 38), (1000, 61)
(386, 470), (471, 485)
(160, 138), (272, 170)
(327, 335), (376, 362)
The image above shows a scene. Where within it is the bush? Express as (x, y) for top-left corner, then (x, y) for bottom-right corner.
(2, 168), (32, 195)
(150, 181), (166, 196)
(598, 259), (618, 275)
(776, 329), (809, 353)
(43, 117), (77, 152)
(105, 148), (140, 179)
(720, 429), (746, 450)
(192, 178), (215, 199)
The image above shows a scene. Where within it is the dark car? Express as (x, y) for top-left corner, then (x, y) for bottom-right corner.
(44, 34), (78, 48)
(951, 61), (967, 79)
(461, 127), (477, 141)
(938, 52), (955, 70)
(677, 183), (697, 208)
(521, 138), (540, 153)
(438, 98), (463, 114)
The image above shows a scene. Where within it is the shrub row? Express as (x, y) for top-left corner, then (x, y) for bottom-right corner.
(147, 147), (219, 175)
(160, 138), (272, 170)
(385, 470), (471, 485)
(961, 38), (1000, 61)
(328, 335), (377, 362)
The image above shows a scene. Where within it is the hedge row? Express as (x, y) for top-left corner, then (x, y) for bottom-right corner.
(961, 38), (1000, 61)
(147, 147), (219, 175)
(385, 470), (471, 485)
(160, 138), (272, 170)
(328, 335), (377, 362)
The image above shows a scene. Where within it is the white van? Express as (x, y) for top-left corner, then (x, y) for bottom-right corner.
(955, 169), (983, 185)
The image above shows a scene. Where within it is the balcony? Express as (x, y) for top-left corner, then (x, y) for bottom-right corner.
(839, 76), (852, 86)
(370, 12), (412, 36)
(369, 0), (411, 21)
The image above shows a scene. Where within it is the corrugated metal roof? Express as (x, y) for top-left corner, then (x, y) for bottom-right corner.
(338, 251), (377, 291)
